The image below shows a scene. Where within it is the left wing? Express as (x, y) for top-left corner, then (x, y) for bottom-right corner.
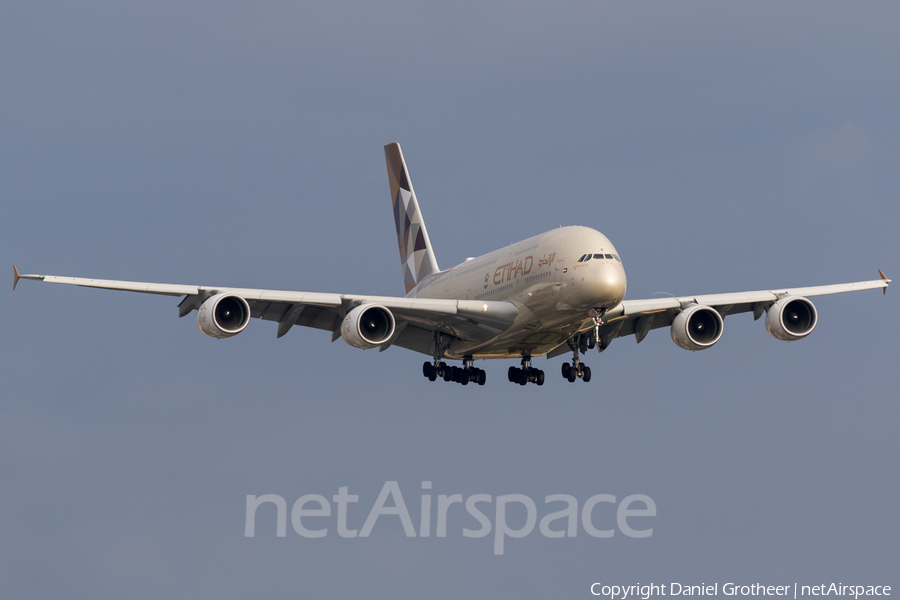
(596, 271), (890, 346)
(12, 266), (519, 350)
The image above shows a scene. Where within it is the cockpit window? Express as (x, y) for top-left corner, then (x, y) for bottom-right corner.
(593, 254), (603, 259)
(584, 254), (591, 261)
(577, 254), (587, 262)
(604, 254), (613, 259)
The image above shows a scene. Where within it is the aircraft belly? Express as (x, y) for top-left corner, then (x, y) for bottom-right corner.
(445, 311), (589, 359)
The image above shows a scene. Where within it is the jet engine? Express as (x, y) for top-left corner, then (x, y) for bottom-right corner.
(671, 304), (724, 351)
(341, 304), (396, 349)
(766, 296), (817, 341)
(197, 293), (251, 339)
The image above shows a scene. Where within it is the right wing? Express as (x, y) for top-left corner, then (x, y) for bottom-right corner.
(12, 266), (520, 351)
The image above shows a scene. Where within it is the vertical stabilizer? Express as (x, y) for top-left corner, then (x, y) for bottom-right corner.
(384, 143), (440, 294)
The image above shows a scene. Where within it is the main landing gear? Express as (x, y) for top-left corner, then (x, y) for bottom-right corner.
(561, 361), (591, 383)
(422, 357), (486, 386)
(508, 357), (545, 386)
(561, 336), (592, 383)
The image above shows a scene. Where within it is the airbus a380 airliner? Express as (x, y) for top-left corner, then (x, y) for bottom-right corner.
(14, 143), (891, 387)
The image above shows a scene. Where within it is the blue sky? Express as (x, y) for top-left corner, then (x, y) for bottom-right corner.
(2, 1), (898, 598)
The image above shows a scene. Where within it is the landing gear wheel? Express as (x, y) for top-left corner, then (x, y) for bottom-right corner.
(508, 366), (517, 383)
(582, 366), (591, 383)
(536, 370), (545, 386)
(440, 358), (485, 387)
(562, 363), (571, 378)
(567, 367), (577, 383)
(423, 361), (439, 381)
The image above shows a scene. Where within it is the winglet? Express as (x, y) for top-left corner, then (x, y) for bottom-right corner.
(13, 265), (20, 291)
(879, 269), (890, 295)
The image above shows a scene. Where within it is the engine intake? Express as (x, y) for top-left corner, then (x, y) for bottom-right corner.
(671, 304), (724, 351)
(197, 293), (251, 339)
(766, 296), (817, 341)
(341, 304), (396, 349)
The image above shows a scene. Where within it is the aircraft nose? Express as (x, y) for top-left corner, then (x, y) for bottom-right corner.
(594, 264), (627, 306)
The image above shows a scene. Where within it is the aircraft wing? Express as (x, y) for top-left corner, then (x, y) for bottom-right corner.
(12, 267), (520, 349)
(595, 272), (890, 345)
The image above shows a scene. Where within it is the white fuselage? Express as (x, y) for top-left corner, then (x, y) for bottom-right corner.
(408, 226), (627, 358)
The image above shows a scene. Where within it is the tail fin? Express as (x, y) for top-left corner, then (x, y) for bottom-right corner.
(384, 143), (440, 294)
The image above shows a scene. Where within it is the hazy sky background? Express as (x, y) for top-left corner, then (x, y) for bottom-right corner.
(2, 1), (898, 598)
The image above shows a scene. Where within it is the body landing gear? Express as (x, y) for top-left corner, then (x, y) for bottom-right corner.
(507, 357), (545, 386)
(423, 357), (485, 386)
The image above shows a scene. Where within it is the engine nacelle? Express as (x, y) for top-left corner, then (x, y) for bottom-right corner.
(766, 296), (817, 341)
(341, 304), (396, 349)
(197, 293), (251, 339)
(671, 304), (724, 351)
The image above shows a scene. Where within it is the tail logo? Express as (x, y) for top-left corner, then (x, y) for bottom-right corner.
(385, 143), (440, 294)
